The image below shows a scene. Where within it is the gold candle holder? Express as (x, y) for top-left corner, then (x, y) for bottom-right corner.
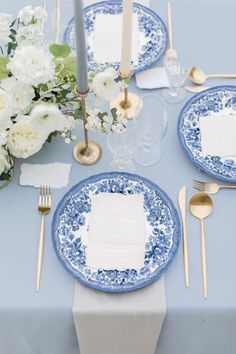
(73, 90), (102, 165)
(110, 70), (142, 119)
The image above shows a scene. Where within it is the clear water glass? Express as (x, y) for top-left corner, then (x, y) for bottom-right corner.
(162, 51), (189, 104)
(107, 127), (138, 173)
(133, 94), (167, 166)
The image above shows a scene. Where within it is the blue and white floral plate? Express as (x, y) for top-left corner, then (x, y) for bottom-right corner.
(52, 172), (180, 292)
(178, 86), (236, 182)
(63, 1), (168, 73)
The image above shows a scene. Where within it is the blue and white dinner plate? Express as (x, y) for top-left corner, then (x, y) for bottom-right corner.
(178, 85), (236, 182)
(64, 1), (168, 73)
(52, 172), (180, 292)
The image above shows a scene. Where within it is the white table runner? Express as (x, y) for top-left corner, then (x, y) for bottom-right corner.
(73, 1), (166, 353)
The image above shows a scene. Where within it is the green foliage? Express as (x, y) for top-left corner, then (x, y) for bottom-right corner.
(50, 44), (71, 58)
(46, 131), (59, 143)
(0, 57), (9, 80)
(111, 107), (118, 120)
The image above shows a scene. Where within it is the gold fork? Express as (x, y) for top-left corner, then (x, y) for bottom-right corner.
(37, 186), (51, 292)
(193, 180), (236, 194)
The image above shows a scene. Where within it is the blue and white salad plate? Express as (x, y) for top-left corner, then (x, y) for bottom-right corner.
(52, 172), (180, 292)
(64, 1), (168, 74)
(178, 85), (236, 182)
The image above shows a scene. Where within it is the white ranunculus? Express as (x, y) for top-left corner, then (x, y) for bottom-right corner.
(30, 104), (67, 135)
(0, 146), (11, 175)
(0, 89), (13, 131)
(7, 119), (47, 158)
(1, 77), (35, 115)
(8, 46), (55, 86)
(92, 68), (120, 102)
(0, 13), (12, 43)
(16, 24), (43, 47)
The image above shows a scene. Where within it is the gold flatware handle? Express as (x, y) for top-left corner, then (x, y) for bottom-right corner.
(167, 2), (173, 49)
(178, 186), (190, 288)
(221, 185), (236, 189)
(36, 213), (45, 292)
(185, 86), (210, 93)
(182, 221), (189, 287)
(208, 74), (236, 78)
(200, 220), (208, 299)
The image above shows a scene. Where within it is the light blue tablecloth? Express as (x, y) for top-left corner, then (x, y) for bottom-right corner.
(0, 0), (236, 353)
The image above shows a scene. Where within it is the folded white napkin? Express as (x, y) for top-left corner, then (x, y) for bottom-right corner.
(199, 113), (236, 157)
(19, 162), (71, 188)
(85, 0), (150, 7)
(136, 67), (170, 89)
(86, 193), (146, 270)
(94, 14), (139, 63)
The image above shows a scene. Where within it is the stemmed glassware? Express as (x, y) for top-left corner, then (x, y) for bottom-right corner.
(107, 126), (138, 173)
(133, 94), (168, 166)
(162, 51), (190, 104)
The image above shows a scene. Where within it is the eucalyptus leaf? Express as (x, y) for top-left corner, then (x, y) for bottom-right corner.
(50, 44), (71, 58)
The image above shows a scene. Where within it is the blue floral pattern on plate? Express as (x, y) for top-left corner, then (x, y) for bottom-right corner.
(178, 85), (236, 182)
(63, 1), (168, 73)
(52, 172), (180, 292)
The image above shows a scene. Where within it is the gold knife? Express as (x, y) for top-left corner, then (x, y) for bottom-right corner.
(178, 186), (189, 287)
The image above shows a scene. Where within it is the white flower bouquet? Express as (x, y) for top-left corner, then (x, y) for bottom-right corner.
(0, 6), (128, 185)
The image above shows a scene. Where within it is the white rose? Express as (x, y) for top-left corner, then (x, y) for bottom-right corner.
(0, 13), (12, 43)
(1, 77), (35, 115)
(30, 104), (67, 136)
(7, 119), (47, 158)
(8, 46), (55, 86)
(16, 24), (44, 47)
(0, 146), (11, 175)
(92, 68), (120, 102)
(0, 89), (13, 131)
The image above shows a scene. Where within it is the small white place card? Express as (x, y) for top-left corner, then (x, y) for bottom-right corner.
(199, 113), (236, 157)
(19, 162), (71, 188)
(94, 14), (139, 63)
(136, 67), (170, 89)
(86, 193), (146, 270)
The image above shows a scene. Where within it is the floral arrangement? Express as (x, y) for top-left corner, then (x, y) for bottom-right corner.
(0, 6), (128, 185)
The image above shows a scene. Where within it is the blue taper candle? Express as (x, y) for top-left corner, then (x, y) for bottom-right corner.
(74, 0), (89, 94)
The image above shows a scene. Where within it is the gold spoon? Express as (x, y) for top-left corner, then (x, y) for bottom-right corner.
(189, 193), (213, 299)
(188, 66), (236, 85)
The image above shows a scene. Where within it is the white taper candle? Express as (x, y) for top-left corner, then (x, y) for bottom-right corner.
(120, 0), (133, 78)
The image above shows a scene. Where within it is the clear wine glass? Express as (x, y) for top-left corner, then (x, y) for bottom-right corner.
(162, 51), (190, 104)
(133, 94), (167, 166)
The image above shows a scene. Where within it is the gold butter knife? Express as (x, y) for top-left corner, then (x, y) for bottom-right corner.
(178, 186), (189, 287)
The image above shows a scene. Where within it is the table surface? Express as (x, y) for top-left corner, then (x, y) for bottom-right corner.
(0, 1), (236, 354)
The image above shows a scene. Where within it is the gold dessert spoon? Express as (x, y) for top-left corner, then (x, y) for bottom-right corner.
(189, 193), (213, 299)
(188, 66), (236, 85)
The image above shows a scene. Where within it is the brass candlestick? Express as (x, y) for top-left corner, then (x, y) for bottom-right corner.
(73, 90), (102, 165)
(110, 70), (142, 119)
